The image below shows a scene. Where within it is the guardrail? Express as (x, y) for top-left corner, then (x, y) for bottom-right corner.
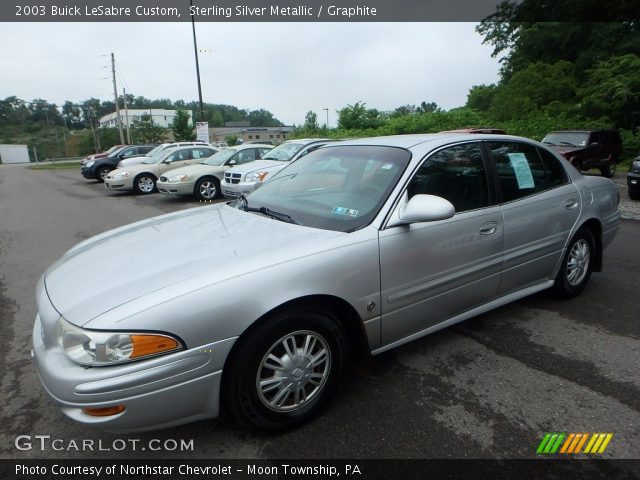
(35, 156), (84, 164)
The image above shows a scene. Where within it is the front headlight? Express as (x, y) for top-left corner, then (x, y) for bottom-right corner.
(631, 160), (640, 173)
(112, 171), (130, 179)
(168, 174), (189, 183)
(247, 171), (269, 182)
(85, 160), (96, 168)
(55, 317), (182, 366)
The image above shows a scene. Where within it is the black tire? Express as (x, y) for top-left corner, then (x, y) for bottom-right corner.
(96, 167), (110, 183)
(223, 307), (348, 431)
(195, 176), (221, 201)
(133, 173), (157, 194)
(600, 158), (616, 178)
(551, 228), (595, 298)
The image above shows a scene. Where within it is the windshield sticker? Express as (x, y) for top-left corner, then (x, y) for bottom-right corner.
(331, 206), (359, 217)
(507, 152), (535, 189)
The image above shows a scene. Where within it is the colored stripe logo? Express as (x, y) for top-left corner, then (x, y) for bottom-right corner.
(537, 433), (613, 454)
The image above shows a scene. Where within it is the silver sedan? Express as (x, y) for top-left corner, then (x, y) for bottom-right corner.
(33, 134), (619, 432)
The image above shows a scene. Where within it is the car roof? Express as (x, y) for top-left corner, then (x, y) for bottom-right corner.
(322, 133), (537, 150)
(226, 143), (273, 150)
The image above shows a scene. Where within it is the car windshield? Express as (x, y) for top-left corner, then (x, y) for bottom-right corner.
(234, 145), (410, 232)
(143, 149), (174, 164)
(203, 148), (236, 165)
(143, 145), (165, 157)
(261, 142), (304, 161)
(542, 132), (589, 147)
(105, 145), (122, 155)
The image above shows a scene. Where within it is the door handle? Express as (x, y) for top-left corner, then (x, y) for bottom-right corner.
(565, 199), (578, 210)
(479, 222), (498, 235)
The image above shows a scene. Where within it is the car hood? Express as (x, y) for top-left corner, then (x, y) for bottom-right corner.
(161, 163), (224, 179)
(228, 159), (286, 175)
(44, 204), (341, 327)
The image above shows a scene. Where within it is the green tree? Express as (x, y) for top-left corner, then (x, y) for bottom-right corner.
(132, 114), (166, 143)
(337, 102), (385, 130)
(303, 110), (319, 132)
(225, 134), (239, 146)
(477, 2), (640, 81)
(171, 109), (196, 141)
(579, 54), (640, 130)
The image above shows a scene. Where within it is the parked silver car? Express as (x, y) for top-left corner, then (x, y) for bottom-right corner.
(33, 134), (619, 432)
(221, 139), (332, 198)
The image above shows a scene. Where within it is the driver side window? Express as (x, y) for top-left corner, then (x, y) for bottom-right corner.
(407, 143), (489, 214)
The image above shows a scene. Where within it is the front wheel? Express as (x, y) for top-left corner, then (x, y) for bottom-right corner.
(96, 167), (110, 183)
(551, 228), (595, 298)
(223, 308), (348, 431)
(195, 176), (221, 201)
(133, 173), (157, 194)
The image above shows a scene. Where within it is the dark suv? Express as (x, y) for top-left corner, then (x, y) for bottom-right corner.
(542, 129), (622, 178)
(81, 144), (156, 182)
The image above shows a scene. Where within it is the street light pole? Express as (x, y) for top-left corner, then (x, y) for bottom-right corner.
(323, 108), (329, 129)
(190, 0), (205, 122)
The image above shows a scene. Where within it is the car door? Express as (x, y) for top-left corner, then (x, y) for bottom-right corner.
(158, 148), (191, 174)
(485, 140), (581, 295)
(378, 142), (504, 345)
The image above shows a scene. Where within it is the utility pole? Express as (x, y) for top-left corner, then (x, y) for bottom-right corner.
(123, 87), (132, 144)
(190, 0), (205, 122)
(111, 52), (125, 144)
(323, 108), (329, 129)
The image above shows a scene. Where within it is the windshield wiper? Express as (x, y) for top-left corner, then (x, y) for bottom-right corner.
(558, 141), (576, 146)
(237, 195), (297, 224)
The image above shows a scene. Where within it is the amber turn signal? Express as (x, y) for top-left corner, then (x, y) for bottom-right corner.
(130, 335), (179, 359)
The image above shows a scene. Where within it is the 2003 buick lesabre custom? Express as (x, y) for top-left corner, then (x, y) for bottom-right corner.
(33, 134), (619, 432)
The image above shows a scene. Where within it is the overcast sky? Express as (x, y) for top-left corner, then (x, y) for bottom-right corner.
(0, 22), (501, 125)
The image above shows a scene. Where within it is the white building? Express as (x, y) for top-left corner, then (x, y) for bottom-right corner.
(99, 109), (192, 129)
(0, 144), (30, 164)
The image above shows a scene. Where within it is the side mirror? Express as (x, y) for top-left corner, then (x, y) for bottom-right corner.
(118, 153), (125, 159)
(228, 159), (237, 165)
(589, 141), (600, 147)
(388, 194), (455, 227)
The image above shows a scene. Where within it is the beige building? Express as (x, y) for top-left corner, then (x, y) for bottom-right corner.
(209, 122), (294, 144)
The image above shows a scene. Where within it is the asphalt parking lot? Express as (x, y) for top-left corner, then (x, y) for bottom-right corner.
(0, 164), (638, 460)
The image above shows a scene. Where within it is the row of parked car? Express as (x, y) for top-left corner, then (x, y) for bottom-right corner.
(81, 138), (336, 200)
(80, 128), (638, 201)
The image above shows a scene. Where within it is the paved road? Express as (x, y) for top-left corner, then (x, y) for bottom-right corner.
(0, 164), (638, 460)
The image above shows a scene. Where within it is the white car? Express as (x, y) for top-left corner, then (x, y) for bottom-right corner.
(221, 139), (333, 197)
(157, 144), (273, 200)
(104, 146), (217, 194)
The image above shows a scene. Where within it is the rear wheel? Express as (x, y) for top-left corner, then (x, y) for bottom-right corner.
(133, 173), (157, 194)
(223, 307), (348, 431)
(552, 228), (595, 298)
(600, 157), (616, 178)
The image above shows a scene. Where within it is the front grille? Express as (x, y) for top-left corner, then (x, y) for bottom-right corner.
(224, 172), (242, 184)
(222, 189), (241, 197)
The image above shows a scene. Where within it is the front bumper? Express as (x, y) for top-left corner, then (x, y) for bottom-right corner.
(628, 172), (640, 193)
(221, 180), (260, 198)
(32, 286), (237, 432)
(104, 177), (134, 191)
(157, 180), (195, 196)
(81, 166), (97, 179)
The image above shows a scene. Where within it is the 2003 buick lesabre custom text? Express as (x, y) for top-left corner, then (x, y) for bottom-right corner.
(32, 134), (619, 432)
